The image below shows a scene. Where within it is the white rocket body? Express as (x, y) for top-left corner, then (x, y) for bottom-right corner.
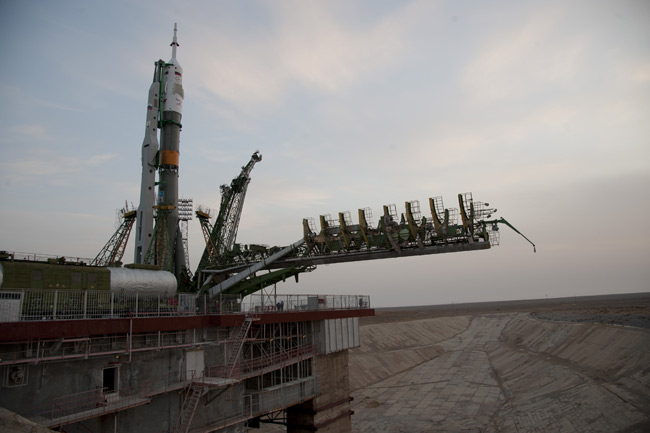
(134, 24), (186, 277)
(134, 62), (162, 264)
(163, 59), (183, 115)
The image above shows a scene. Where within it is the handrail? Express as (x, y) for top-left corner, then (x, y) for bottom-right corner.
(207, 343), (319, 379)
(0, 290), (371, 323)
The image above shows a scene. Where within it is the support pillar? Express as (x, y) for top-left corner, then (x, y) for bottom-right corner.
(287, 351), (353, 433)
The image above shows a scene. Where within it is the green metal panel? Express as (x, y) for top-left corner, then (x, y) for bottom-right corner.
(71, 272), (82, 290)
(0, 261), (111, 291)
(31, 270), (43, 289)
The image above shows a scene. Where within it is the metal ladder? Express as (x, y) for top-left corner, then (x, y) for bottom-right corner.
(225, 311), (257, 377)
(173, 384), (202, 433)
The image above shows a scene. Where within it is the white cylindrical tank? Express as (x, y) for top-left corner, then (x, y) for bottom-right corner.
(108, 268), (177, 294)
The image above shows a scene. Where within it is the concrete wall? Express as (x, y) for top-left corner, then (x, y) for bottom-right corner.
(0, 327), (248, 433)
(1, 315), (369, 432)
(350, 313), (650, 432)
(314, 318), (359, 354)
(1, 356), (117, 413)
(348, 315), (470, 390)
(287, 351), (352, 433)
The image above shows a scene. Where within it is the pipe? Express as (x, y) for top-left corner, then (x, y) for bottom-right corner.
(490, 218), (536, 252)
(208, 239), (305, 296)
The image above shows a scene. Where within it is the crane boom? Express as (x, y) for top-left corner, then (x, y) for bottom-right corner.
(195, 151), (262, 273)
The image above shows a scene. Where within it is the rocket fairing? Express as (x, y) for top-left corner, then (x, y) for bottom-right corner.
(134, 24), (186, 277)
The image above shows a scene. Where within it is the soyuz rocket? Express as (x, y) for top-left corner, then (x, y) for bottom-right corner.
(134, 24), (186, 277)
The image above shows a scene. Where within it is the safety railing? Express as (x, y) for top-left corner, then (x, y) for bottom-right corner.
(179, 377), (319, 433)
(1, 251), (92, 265)
(23, 358), (315, 430)
(0, 290), (370, 323)
(207, 343), (319, 379)
(0, 328), (230, 367)
(28, 384), (152, 428)
(245, 377), (318, 416)
(242, 293), (370, 313)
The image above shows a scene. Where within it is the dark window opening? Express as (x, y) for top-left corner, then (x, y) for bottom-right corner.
(103, 367), (117, 393)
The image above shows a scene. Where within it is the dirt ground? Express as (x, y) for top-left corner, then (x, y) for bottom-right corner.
(361, 292), (650, 328)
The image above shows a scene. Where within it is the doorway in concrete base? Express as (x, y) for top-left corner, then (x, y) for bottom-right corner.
(186, 349), (205, 380)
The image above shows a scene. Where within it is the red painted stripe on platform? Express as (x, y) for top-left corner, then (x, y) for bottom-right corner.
(0, 309), (374, 343)
(255, 308), (375, 324)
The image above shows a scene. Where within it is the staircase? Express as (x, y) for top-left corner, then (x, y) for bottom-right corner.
(173, 385), (202, 433)
(171, 311), (257, 432)
(225, 311), (258, 378)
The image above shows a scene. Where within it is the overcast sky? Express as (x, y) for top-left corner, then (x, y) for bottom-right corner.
(1, 0), (648, 307)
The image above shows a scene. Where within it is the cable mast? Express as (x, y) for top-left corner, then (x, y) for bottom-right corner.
(195, 151), (262, 273)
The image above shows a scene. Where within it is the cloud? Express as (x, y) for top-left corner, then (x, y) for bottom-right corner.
(0, 152), (116, 187)
(24, 96), (85, 113)
(187, 1), (434, 113)
(632, 61), (650, 84)
(12, 124), (49, 140)
(461, 6), (586, 105)
(249, 178), (331, 211)
(344, 94), (630, 197)
(270, 1), (412, 92)
(194, 142), (239, 164)
(0, 85), (84, 124)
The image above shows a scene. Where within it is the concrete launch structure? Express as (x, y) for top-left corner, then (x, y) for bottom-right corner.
(0, 22), (542, 433)
(134, 24), (186, 278)
(0, 26), (372, 433)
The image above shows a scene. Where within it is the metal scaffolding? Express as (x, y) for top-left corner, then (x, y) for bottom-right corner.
(91, 209), (137, 267)
(178, 198), (194, 277)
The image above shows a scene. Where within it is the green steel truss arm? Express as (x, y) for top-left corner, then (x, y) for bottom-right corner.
(200, 192), (534, 297)
(196, 151), (262, 272)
